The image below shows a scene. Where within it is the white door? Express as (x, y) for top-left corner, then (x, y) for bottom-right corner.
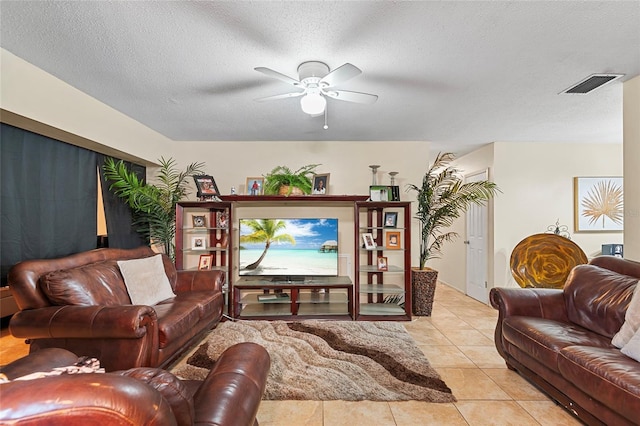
(465, 171), (489, 303)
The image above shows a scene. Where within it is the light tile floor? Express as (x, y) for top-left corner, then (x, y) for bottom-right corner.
(255, 284), (582, 426)
(0, 284), (581, 425)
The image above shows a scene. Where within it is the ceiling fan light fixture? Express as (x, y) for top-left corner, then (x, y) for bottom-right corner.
(300, 93), (326, 115)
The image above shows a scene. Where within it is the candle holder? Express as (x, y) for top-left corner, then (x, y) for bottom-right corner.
(388, 171), (398, 185)
(369, 165), (381, 186)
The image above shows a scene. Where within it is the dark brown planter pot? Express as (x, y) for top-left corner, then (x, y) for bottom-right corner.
(411, 267), (438, 316)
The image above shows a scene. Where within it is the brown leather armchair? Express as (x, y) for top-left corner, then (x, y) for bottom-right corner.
(0, 344), (270, 425)
(8, 246), (225, 371)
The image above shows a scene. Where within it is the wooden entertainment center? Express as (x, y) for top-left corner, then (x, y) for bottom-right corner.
(176, 195), (411, 321)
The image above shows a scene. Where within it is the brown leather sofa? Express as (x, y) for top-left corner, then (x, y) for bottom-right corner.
(491, 255), (640, 426)
(0, 344), (270, 425)
(8, 246), (225, 371)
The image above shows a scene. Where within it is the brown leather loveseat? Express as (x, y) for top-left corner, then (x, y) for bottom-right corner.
(490, 256), (640, 425)
(8, 246), (225, 371)
(0, 344), (270, 425)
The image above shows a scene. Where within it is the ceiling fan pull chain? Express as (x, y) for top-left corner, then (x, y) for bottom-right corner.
(324, 105), (329, 130)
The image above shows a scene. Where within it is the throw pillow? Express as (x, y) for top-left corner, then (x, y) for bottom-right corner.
(612, 280), (640, 348)
(117, 254), (175, 306)
(621, 327), (640, 362)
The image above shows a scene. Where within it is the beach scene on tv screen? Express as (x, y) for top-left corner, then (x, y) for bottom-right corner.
(239, 218), (338, 276)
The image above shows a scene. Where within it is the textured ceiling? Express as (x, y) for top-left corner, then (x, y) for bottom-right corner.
(1, 1), (639, 155)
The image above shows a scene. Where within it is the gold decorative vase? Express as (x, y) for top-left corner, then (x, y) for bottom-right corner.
(510, 233), (588, 288)
(411, 267), (438, 316)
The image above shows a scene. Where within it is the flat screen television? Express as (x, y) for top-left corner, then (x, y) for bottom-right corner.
(238, 218), (338, 279)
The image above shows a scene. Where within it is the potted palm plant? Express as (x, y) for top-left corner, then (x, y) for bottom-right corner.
(263, 164), (320, 196)
(407, 152), (499, 316)
(103, 157), (205, 260)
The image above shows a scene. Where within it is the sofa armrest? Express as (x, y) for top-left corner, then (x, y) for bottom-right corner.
(0, 374), (177, 425)
(490, 287), (569, 364)
(193, 342), (270, 426)
(9, 305), (157, 339)
(0, 348), (79, 380)
(175, 270), (224, 293)
(490, 287), (568, 322)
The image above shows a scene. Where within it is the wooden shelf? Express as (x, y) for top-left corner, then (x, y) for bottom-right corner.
(355, 201), (412, 320)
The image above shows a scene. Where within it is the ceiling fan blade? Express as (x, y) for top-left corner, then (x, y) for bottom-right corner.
(324, 90), (378, 104)
(254, 67), (302, 86)
(254, 92), (305, 102)
(320, 63), (362, 87)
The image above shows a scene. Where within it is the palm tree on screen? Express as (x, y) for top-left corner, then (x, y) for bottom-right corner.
(240, 219), (295, 270)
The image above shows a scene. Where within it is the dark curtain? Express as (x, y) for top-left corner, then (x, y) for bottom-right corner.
(1, 124), (98, 285)
(97, 154), (146, 249)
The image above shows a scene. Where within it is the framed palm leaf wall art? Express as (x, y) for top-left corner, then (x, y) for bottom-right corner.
(574, 177), (623, 232)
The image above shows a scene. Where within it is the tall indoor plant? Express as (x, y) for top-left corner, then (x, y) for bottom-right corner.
(103, 157), (205, 260)
(407, 152), (499, 315)
(263, 164), (320, 195)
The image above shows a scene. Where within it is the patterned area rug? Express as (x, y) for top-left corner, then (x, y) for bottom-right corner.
(171, 320), (455, 402)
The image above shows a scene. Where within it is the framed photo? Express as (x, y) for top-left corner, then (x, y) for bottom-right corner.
(192, 215), (206, 228)
(361, 232), (376, 250)
(246, 177), (264, 196)
(192, 236), (207, 250)
(377, 256), (388, 271)
(312, 173), (330, 195)
(383, 211), (398, 228)
(198, 254), (213, 270)
(193, 175), (219, 199)
(574, 177), (623, 232)
(370, 185), (391, 201)
(385, 231), (401, 249)
(216, 210), (229, 228)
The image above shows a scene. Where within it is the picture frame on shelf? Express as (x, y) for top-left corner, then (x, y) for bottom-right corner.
(193, 175), (220, 200)
(369, 185), (391, 201)
(192, 215), (206, 228)
(192, 236), (207, 250)
(215, 210), (229, 228)
(573, 176), (623, 232)
(385, 231), (401, 249)
(246, 177), (264, 196)
(377, 256), (388, 271)
(361, 232), (376, 250)
(312, 173), (330, 195)
(384, 211), (398, 228)
(198, 254), (213, 270)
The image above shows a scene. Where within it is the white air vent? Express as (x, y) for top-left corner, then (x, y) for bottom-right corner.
(561, 74), (624, 94)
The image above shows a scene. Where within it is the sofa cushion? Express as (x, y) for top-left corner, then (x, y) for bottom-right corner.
(612, 281), (640, 348)
(167, 291), (223, 321)
(558, 346), (640, 424)
(564, 265), (638, 338)
(117, 255), (175, 306)
(40, 261), (130, 306)
(502, 316), (612, 373)
(154, 300), (202, 349)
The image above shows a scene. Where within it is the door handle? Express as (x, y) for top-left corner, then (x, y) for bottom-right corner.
(463, 240), (470, 244)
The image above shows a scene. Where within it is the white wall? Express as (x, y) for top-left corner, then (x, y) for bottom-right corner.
(429, 145), (496, 291)
(0, 49), (171, 165)
(172, 141), (429, 200)
(624, 76), (640, 260)
(435, 141), (624, 293)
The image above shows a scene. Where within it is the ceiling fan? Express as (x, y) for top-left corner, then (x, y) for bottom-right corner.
(254, 61), (378, 116)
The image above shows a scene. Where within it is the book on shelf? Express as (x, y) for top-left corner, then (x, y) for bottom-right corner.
(258, 293), (290, 302)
